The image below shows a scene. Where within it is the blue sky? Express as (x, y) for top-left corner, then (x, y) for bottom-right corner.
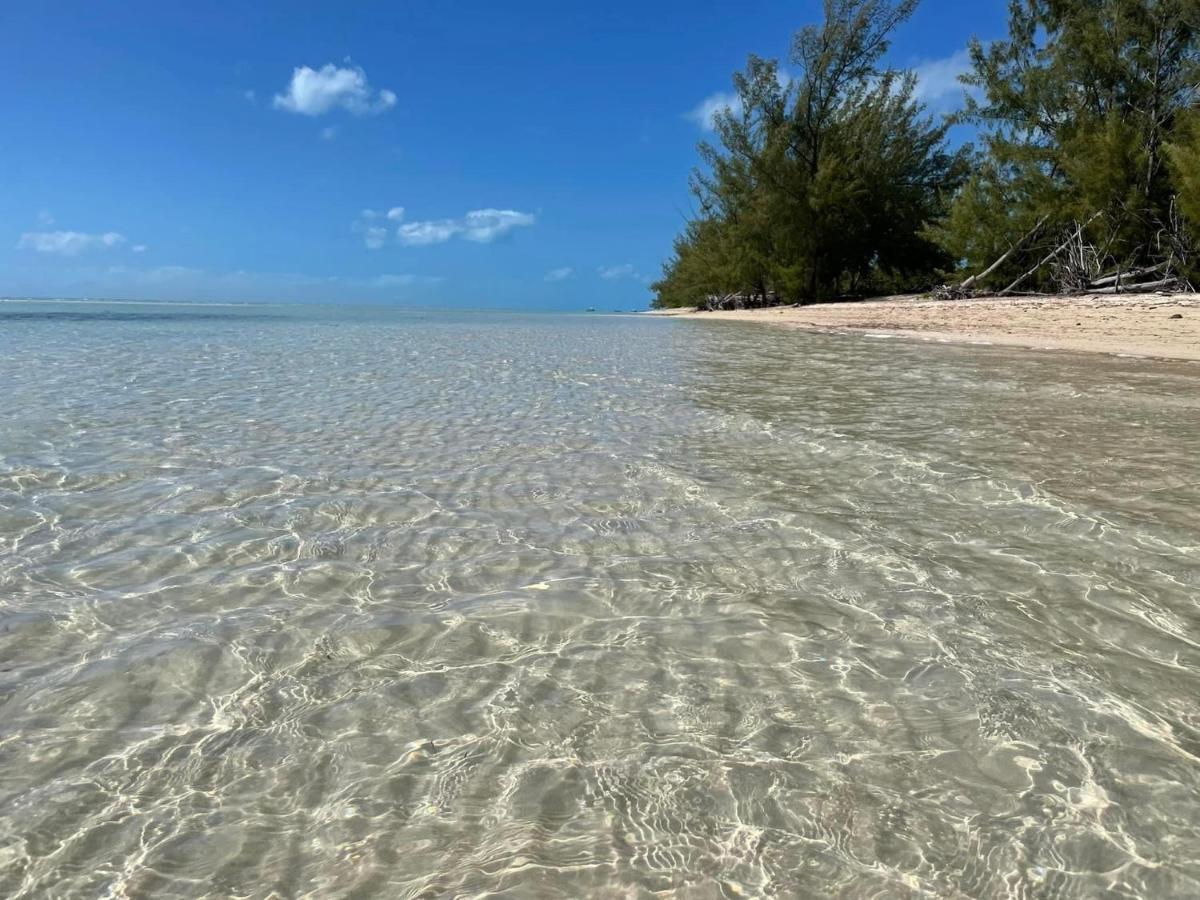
(1, 1), (1008, 309)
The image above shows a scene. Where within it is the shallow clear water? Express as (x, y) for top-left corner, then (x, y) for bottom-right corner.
(2, 300), (1199, 898)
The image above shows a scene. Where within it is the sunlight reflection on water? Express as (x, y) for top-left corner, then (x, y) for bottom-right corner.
(1, 301), (1199, 897)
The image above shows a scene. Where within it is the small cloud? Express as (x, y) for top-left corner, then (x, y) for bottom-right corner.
(273, 63), (397, 116)
(354, 206), (534, 249)
(687, 72), (789, 130)
(912, 49), (974, 111)
(396, 220), (460, 246)
(353, 209), (395, 249)
(243, 89), (257, 104)
(397, 208), (536, 246)
(132, 244), (148, 253)
(687, 91), (741, 130)
(598, 263), (636, 280)
(599, 263), (654, 286)
(544, 266), (574, 283)
(17, 230), (127, 256)
(320, 125), (338, 141)
(36, 210), (55, 227)
(459, 209), (535, 243)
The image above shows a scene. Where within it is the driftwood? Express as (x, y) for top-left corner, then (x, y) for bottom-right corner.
(1088, 263), (1167, 290)
(1087, 277), (1182, 295)
(701, 291), (779, 311)
(937, 203), (1196, 301)
(958, 215), (1049, 292)
(1054, 223), (1103, 292)
(1000, 213), (1103, 296)
(931, 283), (970, 301)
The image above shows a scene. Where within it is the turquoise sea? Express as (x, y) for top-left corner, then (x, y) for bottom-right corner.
(2, 300), (1199, 897)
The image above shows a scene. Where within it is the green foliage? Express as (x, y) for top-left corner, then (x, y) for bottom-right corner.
(1168, 110), (1200, 229)
(924, 161), (1050, 288)
(652, 0), (968, 308)
(656, 0), (1200, 306)
(1166, 110), (1200, 281)
(943, 0), (1200, 290)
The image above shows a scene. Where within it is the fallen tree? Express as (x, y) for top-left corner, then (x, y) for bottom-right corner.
(701, 291), (780, 311)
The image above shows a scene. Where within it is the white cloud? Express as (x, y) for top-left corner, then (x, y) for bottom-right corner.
(686, 55), (970, 134)
(460, 209), (536, 243)
(599, 263), (654, 286)
(17, 230), (127, 256)
(913, 49), (973, 110)
(397, 208), (536, 246)
(273, 63), (397, 116)
(544, 266), (574, 283)
(687, 71), (791, 130)
(598, 263), (636, 280)
(353, 206), (533, 249)
(353, 209), (396, 249)
(396, 220), (460, 246)
(132, 244), (148, 253)
(687, 91), (742, 130)
(320, 126), (338, 141)
(243, 89), (257, 104)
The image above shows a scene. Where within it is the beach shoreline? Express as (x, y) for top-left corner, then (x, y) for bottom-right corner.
(645, 292), (1200, 361)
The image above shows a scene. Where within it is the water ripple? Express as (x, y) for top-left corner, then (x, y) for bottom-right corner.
(0, 303), (1198, 897)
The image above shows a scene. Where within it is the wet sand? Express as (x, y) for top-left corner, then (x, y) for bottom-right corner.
(648, 292), (1200, 361)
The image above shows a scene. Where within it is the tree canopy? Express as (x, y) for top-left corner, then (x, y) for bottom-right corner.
(654, 0), (1200, 308)
(653, 0), (970, 307)
(935, 0), (1200, 291)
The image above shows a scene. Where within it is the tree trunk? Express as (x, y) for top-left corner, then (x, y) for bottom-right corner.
(999, 214), (1101, 296)
(1089, 277), (1179, 295)
(1089, 263), (1166, 289)
(959, 215), (1049, 291)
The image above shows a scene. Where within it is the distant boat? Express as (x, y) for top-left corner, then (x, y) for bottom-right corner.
(586, 306), (596, 312)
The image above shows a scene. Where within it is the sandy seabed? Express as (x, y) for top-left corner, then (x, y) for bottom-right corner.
(648, 292), (1200, 361)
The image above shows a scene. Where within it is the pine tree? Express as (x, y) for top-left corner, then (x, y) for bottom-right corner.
(1167, 111), (1200, 230)
(942, 0), (1200, 290)
(653, 0), (967, 308)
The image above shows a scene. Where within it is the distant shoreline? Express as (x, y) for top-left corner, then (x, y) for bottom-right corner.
(645, 292), (1200, 362)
